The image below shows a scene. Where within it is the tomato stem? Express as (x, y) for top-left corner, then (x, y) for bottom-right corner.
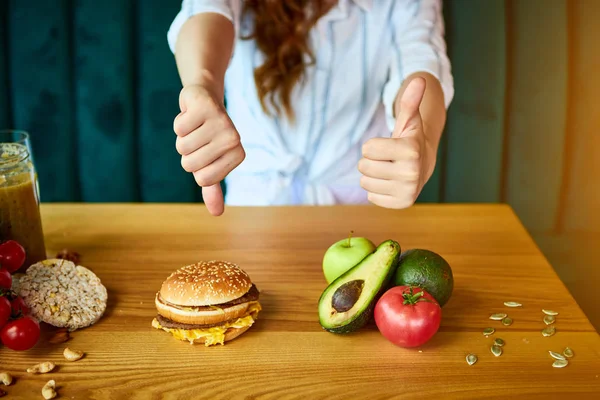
(402, 287), (426, 305)
(0, 288), (16, 299)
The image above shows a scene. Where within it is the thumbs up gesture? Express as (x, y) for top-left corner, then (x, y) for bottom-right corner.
(358, 77), (436, 209)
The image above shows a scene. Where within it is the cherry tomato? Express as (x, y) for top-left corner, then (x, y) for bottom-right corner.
(0, 269), (11, 290)
(10, 296), (29, 317)
(374, 285), (442, 348)
(1, 316), (40, 351)
(0, 296), (11, 328)
(0, 240), (26, 273)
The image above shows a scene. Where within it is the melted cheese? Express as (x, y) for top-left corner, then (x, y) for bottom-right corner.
(153, 301), (261, 346)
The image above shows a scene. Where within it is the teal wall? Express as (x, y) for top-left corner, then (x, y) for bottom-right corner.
(1, 0), (598, 233)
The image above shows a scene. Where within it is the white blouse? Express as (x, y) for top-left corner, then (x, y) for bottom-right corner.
(168, 0), (454, 206)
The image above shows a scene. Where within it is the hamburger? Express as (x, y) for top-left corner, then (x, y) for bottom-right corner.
(152, 260), (261, 346)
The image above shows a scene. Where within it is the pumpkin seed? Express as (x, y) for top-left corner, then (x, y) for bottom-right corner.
(466, 354), (478, 365)
(490, 313), (508, 321)
(543, 309), (559, 316)
(544, 315), (556, 325)
(491, 344), (503, 357)
(494, 338), (505, 347)
(542, 326), (556, 337)
(549, 351), (566, 360)
(563, 347), (574, 358)
(502, 317), (513, 326)
(504, 301), (522, 307)
(552, 359), (568, 368)
(483, 327), (495, 336)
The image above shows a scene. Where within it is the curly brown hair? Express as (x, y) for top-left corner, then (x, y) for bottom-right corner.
(242, 0), (335, 121)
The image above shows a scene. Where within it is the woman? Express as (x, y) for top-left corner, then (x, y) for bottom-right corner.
(168, 0), (453, 216)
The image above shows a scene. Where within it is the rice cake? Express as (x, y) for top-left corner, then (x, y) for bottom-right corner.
(16, 259), (108, 331)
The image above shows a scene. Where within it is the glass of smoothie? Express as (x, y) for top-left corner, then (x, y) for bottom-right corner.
(0, 130), (46, 271)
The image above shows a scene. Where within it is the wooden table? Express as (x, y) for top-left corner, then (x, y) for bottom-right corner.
(2, 204), (599, 399)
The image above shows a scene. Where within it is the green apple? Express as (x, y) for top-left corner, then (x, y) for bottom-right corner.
(322, 233), (376, 283)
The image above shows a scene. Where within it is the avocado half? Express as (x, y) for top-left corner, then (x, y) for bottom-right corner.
(318, 240), (401, 334)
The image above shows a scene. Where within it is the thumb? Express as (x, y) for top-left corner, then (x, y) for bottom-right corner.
(179, 85), (200, 113)
(392, 77), (426, 138)
(178, 89), (188, 114)
(202, 184), (225, 216)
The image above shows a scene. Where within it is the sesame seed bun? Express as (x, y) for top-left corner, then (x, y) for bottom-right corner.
(154, 260), (261, 338)
(222, 325), (252, 343)
(159, 260), (252, 306)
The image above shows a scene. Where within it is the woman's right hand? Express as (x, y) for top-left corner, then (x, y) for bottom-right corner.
(174, 84), (245, 216)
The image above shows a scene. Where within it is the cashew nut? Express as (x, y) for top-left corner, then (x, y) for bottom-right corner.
(63, 347), (84, 362)
(48, 328), (70, 344)
(27, 361), (56, 374)
(0, 372), (12, 386)
(42, 380), (57, 400)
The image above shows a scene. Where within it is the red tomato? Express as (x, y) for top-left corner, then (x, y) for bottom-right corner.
(0, 269), (11, 290)
(0, 240), (26, 273)
(1, 316), (40, 351)
(374, 286), (442, 348)
(0, 296), (11, 328)
(11, 296), (29, 317)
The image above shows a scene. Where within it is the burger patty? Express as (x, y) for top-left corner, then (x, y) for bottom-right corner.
(215, 284), (260, 308)
(155, 314), (240, 330)
(158, 284), (260, 312)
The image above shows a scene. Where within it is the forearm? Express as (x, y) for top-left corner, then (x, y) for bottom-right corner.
(175, 13), (234, 101)
(394, 72), (447, 152)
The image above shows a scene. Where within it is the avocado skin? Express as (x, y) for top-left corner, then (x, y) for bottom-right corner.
(323, 301), (376, 334)
(393, 248), (454, 307)
(319, 240), (401, 334)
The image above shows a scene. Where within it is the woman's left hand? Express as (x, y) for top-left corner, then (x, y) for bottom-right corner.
(358, 77), (437, 209)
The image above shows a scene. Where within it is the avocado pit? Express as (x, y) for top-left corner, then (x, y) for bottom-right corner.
(331, 279), (365, 313)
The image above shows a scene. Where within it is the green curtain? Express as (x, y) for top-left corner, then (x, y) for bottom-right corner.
(1, 0), (597, 233)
